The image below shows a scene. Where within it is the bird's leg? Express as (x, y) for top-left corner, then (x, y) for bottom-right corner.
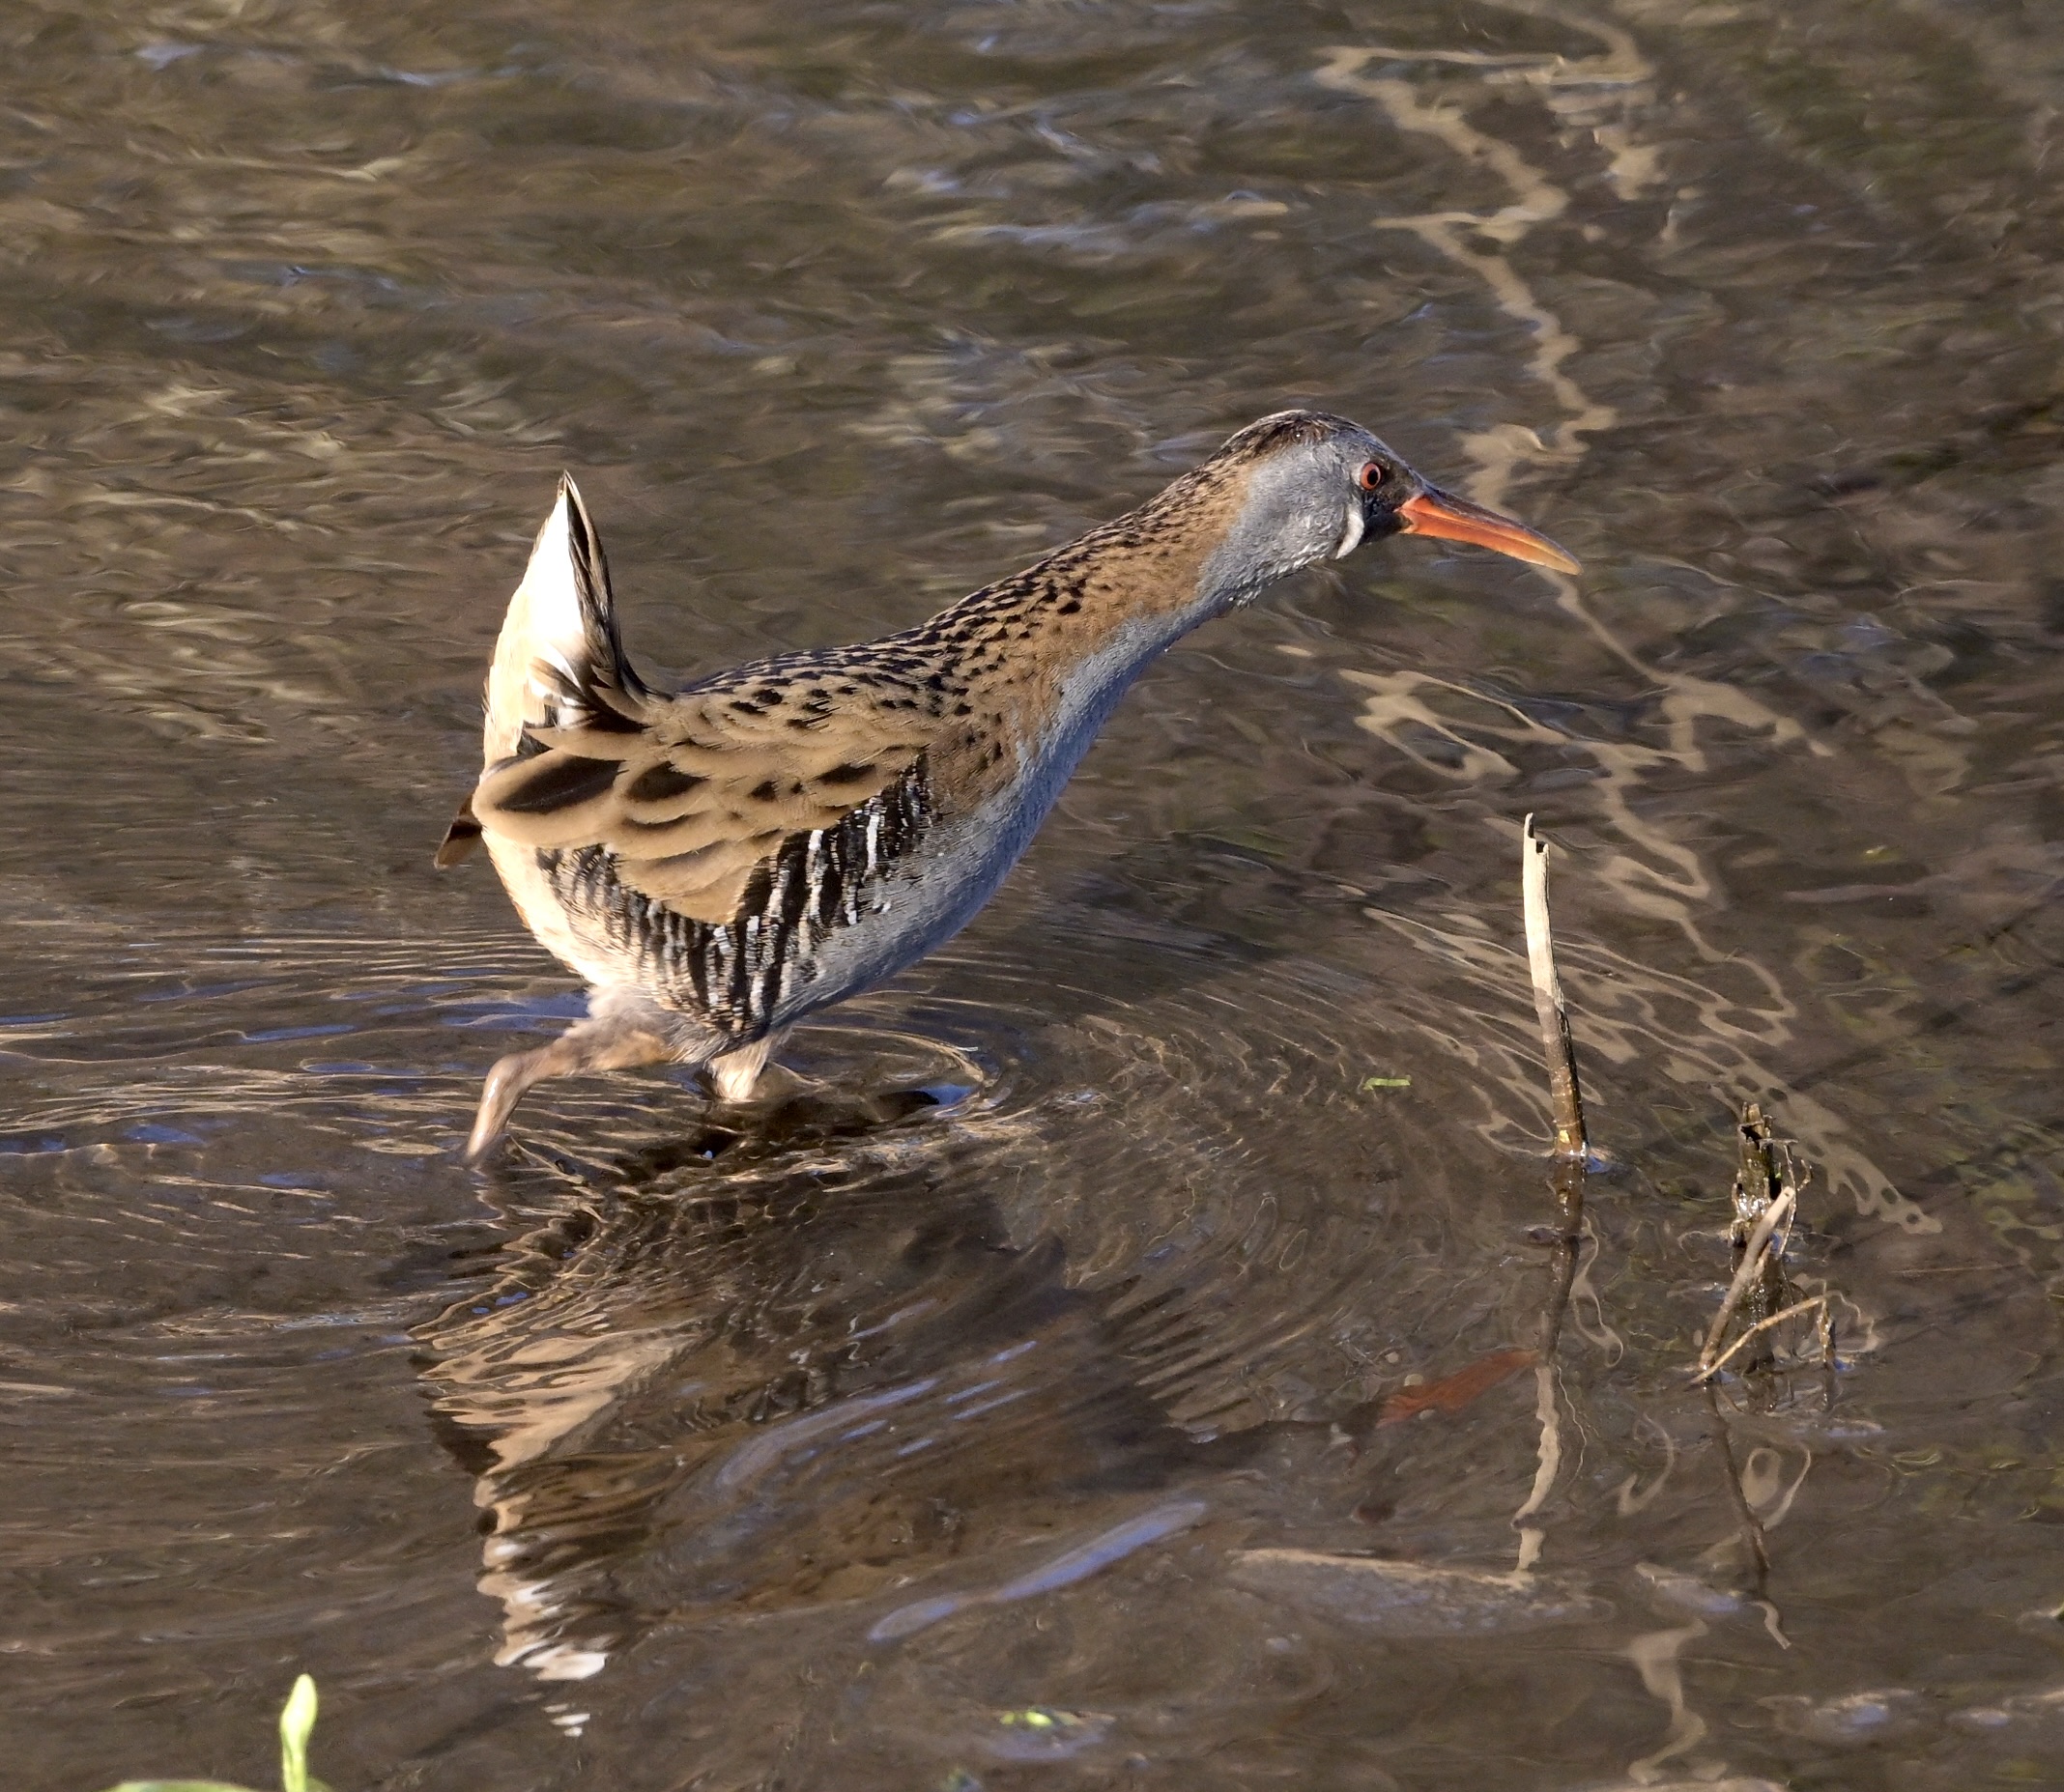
(465, 1009), (674, 1165)
(705, 1029), (791, 1104)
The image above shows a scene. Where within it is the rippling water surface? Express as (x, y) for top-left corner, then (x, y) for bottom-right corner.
(6, 2), (2064, 1786)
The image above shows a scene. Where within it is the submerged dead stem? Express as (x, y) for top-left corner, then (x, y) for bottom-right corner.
(1705, 1383), (1773, 1592)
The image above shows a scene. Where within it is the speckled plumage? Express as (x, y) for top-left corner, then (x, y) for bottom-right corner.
(443, 410), (1578, 1160)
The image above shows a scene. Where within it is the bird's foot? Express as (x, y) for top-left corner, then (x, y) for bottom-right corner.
(462, 1010), (675, 1166)
(703, 1030), (794, 1104)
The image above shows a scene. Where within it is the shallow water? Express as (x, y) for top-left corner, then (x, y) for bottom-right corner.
(3, 1), (2063, 1786)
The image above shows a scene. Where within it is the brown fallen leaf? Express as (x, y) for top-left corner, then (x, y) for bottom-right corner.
(1376, 1348), (1538, 1428)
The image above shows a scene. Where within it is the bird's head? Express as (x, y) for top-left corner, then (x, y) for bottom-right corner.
(1196, 410), (1579, 606)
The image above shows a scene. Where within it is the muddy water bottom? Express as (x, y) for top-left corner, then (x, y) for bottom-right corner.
(5, 1), (2064, 1788)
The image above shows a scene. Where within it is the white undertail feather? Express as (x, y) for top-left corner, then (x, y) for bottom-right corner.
(474, 475), (634, 996)
(484, 476), (598, 763)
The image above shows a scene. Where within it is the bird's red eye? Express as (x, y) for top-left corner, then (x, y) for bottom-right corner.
(1358, 462), (1386, 492)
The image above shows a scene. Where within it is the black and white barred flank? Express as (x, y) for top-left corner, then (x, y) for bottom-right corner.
(545, 758), (933, 1040)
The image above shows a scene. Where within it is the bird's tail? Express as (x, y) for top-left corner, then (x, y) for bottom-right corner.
(482, 474), (648, 764)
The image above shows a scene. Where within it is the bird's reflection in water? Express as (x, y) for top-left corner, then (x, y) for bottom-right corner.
(415, 1084), (1247, 1685)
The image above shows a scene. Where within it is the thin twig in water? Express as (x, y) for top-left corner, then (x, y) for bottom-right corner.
(1726, 1104), (1795, 1376)
(1696, 1295), (1829, 1383)
(1697, 1185), (1796, 1373)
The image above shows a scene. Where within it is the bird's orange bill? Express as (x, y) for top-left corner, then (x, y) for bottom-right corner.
(1398, 488), (1581, 575)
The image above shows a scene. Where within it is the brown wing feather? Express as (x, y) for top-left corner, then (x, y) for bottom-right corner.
(473, 681), (931, 924)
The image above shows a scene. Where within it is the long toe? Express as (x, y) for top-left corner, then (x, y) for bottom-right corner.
(464, 1049), (545, 1165)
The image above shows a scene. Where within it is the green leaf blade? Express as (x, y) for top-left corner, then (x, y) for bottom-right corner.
(278, 1675), (319, 1792)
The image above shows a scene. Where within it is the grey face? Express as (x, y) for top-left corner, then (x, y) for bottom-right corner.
(1207, 420), (1580, 607)
(1201, 427), (1421, 607)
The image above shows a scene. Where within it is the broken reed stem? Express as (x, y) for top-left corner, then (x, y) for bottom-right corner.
(1697, 1184), (1796, 1373)
(1522, 816), (1586, 1161)
(1696, 1294), (1829, 1383)
(1522, 816), (1589, 1236)
(1509, 819), (1590, 1579)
